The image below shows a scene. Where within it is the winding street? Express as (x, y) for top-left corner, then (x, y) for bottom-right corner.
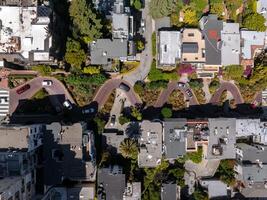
(93, 79), (142, 108)
(9, 77), (74, 114)
(154, 81), (199, 108)
(123, 0), (153, 85)
(209, 81), (244, 105)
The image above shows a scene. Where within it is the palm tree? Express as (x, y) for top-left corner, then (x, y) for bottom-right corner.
(119, 138), (138, 160)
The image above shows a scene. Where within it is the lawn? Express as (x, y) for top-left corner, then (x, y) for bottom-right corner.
(31, 88), (49, 100)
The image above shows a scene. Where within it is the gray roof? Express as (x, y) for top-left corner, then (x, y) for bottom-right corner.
(44, 122), (96, 185)
(221, 22), (240, 66)
(207, 118), (236, 159)
(112, 13), (129, 39)
(89, 39), (127, 65)
(97, 165), (126, 200)
(200, 15), (223, 65)
(102, 131), (126, 155)
(155, 17), (171, 31)
(242, 164), (267, 183)
(163, 119), (187, 159)
(161, 184), (177, 200)
(200, 180), (228, 199)
(182, 42), (199, 53)
(236, 143), (267, 163)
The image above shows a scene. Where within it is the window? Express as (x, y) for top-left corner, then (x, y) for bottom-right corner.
(164, 45), (167, 52)
(195, 57), (198, 60)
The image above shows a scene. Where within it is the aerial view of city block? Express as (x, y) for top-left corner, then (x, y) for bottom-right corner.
(1, 0), (267, 199)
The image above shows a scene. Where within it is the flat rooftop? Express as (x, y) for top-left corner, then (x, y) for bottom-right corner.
(158, 31), (181, 66)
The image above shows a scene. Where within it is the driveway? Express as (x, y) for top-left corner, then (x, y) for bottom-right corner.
(154, 81), (199, 108)
(209, 81), (244, 105)
(93, 79), (142, 109)
(9, 76), (74, 114)
(123, 0), (153, 85)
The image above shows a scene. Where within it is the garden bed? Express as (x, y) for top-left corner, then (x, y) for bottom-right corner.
(167, 90), (186, 110)
(8, 74), (36, 89)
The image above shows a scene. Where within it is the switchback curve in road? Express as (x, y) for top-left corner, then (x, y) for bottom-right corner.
(93, 79), (142, 109)
(154, 81), (199, 108)
(209, 81), (244, 105)
(9, 76), (74, 114)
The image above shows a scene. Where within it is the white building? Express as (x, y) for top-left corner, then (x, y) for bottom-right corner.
(0, 5), (52, 64)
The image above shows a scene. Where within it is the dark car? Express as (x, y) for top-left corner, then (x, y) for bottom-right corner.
(185, 89), (193, 98)
(16, 84), (30, 94)
(82, 107), (96, 114)
(119, 82), (130, 92)
(110, 115), (116, 126)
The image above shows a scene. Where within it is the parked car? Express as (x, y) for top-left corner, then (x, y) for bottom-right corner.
(119, 83), (130, 92)
(42, 80), (53, 86)
(141, 19), (145, 32)
(16, 84), (30, 94)
(82, 107), (96, 114)
(63, 100), (73, 110)
(185, 89), (193, 98)
(110, 115), (116, 126)
(177, 82), (186, 88)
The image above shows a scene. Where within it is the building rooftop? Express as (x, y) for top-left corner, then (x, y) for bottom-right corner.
(44, 122), (96, 185)
(89, 39), (128, 65)
(102, 130), (126, 155)
(163, 119), (187, 159)
(200, 15), (223, 65)
(138, 120), (163, 167)
(221, 22), (240, 66)
(181, 28), (205, 63)
(207, 118), (236, 159)
(97, 165), (126, 200)
(0, 125), (29, 151)
(236, 143), (267, 163)
(123, 182), (141, 200)
(200, 179), (228, 199)
(161, 184), (178, 200)
(112, 13), (129, 39)
(158, 31), (181, 66)
(236, 119), (261, 137)
(0, 0), (36, 6)
(257, 0), (267, 26)
(241, 30), (265, 60)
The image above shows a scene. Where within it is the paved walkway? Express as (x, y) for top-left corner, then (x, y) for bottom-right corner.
(202, 78), (212, 103)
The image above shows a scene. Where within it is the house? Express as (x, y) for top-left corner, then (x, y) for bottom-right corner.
(111, 0), (133, 39)
(163, 119), (187, 160)
(240, 30), (265, 66)
(0, 4), (52, 66)
(89, 39), (128, 69)
(123, 182), (141, 200)
(257, 0), (267, 26)
(102, 129), (126, 155)
(0, 89), (9, 118)
(43, 122), (96, 188)
(221, 22), (241, 66)
(199, 15), (223, 74)
(200, 179), (229, 199)
(138, 120), (163, 168)
(157, 31), (182, 68)
(42, 185), (95, 200)
(161, 183), (180, 200)
(235, 143), (267, 198)
(0, 124), (44, 200)
(181, 28), (205, 65)
(97, 165), (126, 200)
(207, 118), (236, 159)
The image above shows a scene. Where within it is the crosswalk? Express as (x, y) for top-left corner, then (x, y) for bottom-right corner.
(0, 89), (9, 117)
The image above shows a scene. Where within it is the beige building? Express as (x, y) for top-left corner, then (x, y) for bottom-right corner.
(181, 29), (205, 64)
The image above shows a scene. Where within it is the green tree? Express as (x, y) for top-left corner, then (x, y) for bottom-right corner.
(243, 13), (266, 32)
(136, 40), (145, 51)
(31, 65), (53, 76)
(93, 116), (106, 134)
(215, 160), (236, 185)
(209, 79), (220, 94)
(149, 0), (176, 19)
(119, 138), (138, 159)
(131, 107), (142, 121)
(189, 79), (203, 89)
(64, 38), (86, 69)
(119, 115), (130, 125)
(133, 0), (142, 10)
(193, 186), (208, 200)
(83, 66), (101, 74)
(69, 0), (102, 42)
(161, 107), (172, 118)
(183, 6), (198, 26)
(210, 3), (224, 18)
(152, 32), (157, 57)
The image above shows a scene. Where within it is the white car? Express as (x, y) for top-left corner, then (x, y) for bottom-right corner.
(63, 100), (73, 110)
(42, 80), (53, 86)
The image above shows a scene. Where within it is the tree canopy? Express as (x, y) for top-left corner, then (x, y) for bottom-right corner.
(242, 12), (266, 32)
(182, 6), (199, 27)
(69, 0), (102, 43)
(64, 38), (86, 69)
(149, 0), (176, 19)
(119, 138), (138, 160)
(161, 107), (172, 118)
